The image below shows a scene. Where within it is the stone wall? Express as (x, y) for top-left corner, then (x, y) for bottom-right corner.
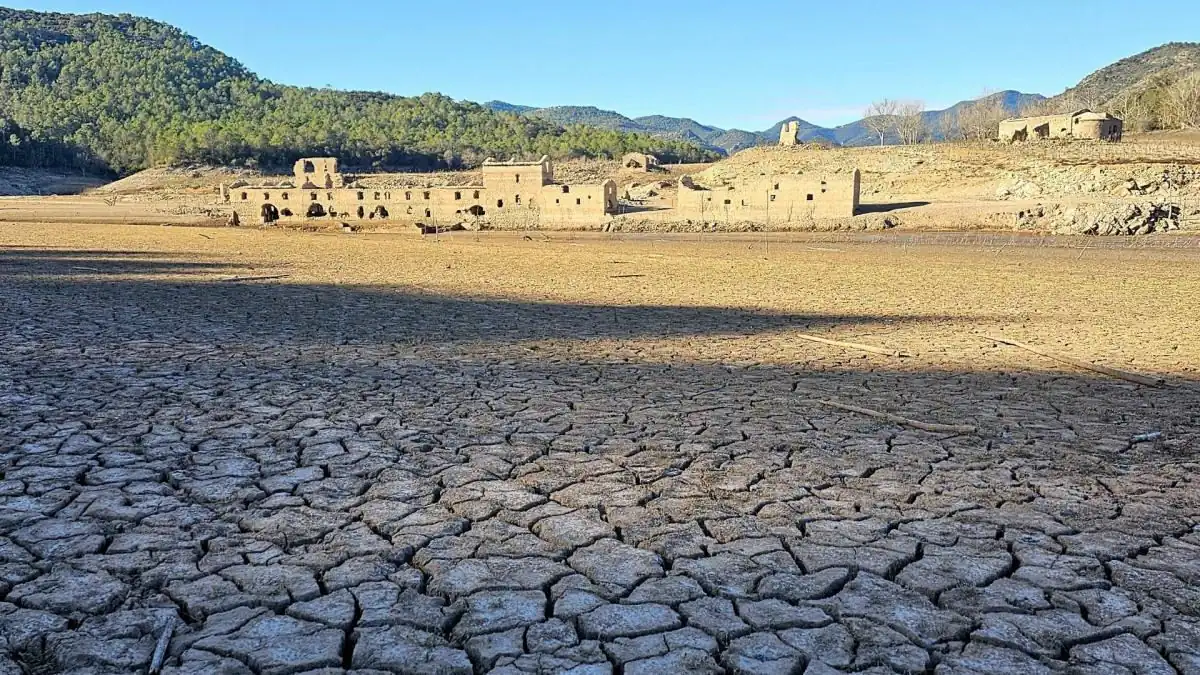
(222, 156), (616, 228)
(778, 121), (800, 146)
(676, 171), (860, 222)
(999, 111), (1122, 142)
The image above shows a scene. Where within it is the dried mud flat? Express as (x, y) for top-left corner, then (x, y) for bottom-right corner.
(1, 223), (1199, 675)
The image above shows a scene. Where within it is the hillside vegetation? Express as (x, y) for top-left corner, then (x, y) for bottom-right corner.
(1045, 43), (1200, 131)
(0, 9), (716, 175)
(1055, 43), (1200, 108)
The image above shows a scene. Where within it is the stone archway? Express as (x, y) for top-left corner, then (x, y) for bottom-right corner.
(261, 203), (279, 223)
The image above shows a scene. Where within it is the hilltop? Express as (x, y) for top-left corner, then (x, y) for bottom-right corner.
(0, 8), (716, 175)
(1054, 42), (1200, 108)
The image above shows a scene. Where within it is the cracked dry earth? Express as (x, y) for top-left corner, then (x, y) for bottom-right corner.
(1, 224), (1199, 675)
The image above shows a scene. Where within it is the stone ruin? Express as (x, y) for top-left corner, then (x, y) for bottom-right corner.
(621, 153), (660, 172)
(676, 170), (860, 221)
(999, 110), (1123, 143)
(222, 156), (618, 227)
(778, 121), (801, 146)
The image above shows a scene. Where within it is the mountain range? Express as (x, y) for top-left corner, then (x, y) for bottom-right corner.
(483, 42), (1200, 155)
(485, 91), (1047, 155)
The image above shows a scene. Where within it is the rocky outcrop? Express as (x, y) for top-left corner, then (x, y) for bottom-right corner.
(1015, 201), (1185, 235)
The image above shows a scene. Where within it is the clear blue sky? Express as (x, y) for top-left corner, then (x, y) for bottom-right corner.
(11, 0), (1200, 130)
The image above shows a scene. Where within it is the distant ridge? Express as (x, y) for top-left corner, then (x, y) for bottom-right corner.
(485, 91), (1045, 153)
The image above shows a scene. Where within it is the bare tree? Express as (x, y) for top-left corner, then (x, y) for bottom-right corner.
(1110, 90), (1153, 133)
(1018, 97), (1062, 117)
(1163, 73), (1200, 129)
(863, 99), (900, 146)
(935, 109), (962, 142)
(957, 93), (1009, 141)
(895, 100), (927, 144)
(1074, 89), (1105, 112)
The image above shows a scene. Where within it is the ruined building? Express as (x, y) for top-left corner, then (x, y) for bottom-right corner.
(778, 121), (801, 146)
(294, 158), (344, 189)
(621, 152), (660, 172)
(676, 170), (860, 221)
(999, 110), (1123, 142)
(222, 156), (618, 226)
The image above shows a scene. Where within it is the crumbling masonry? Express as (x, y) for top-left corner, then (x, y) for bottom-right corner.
(222, 156), (618, 227)
(778, 121), (800, 146)
(999, 109), (1123, 143)
(676, 170), (860, 221)
(621, 152), (660, 172)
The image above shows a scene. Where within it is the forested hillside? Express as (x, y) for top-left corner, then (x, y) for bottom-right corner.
(0, 9), (716, 175)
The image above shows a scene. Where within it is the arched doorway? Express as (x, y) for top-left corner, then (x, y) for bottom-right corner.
(374, 206), (389, 219)
(467, 205), (485, 217)
(261, 203), (279, 223)
(356, 206), (365, 219)
(306, 203), (327, 218)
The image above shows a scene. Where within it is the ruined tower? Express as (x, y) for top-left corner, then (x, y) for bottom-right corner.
(779, 120), (800, 146)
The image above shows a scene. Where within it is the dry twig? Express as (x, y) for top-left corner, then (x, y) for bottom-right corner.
(149, 615), (176, 674)
(219, 274), (291, 283)
(795, 333), (905, 357)
(810, 399), (977, 434)
(981, 334), (1165, 387)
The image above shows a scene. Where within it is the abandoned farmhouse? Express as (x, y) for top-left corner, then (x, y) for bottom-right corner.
(223, 156), (619, 226)
(999, 109), (1123, 142)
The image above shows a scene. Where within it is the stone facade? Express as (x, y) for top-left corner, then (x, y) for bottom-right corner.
(999, 110), (1123, 143)
(223, 156), (617, 227)
(293, 158), (344, 189)
(621, 152), (660, 171)
(778, 121), (801, 146)
(676, 171), (860, 221)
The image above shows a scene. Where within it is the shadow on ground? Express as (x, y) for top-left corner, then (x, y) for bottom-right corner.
(0, 247), (957, 346)
(855, 201), (931, 214)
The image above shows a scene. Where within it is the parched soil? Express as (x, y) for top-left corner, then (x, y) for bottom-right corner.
(0, 167), (109, 197)
(1, 223), (1198, 674)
